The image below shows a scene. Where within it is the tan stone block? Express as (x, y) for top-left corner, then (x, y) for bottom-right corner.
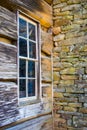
(54, 128), (67, 130)
(68, 103), (82, 108)
(64, 15), (73, 20)
(53, 68), (62, 71)
(53, 81), (60, 85)
(65, 31), (84, 39)
(60, 67), (76, 74)
(64, 107), (77, 112)
(53, 57), (60, 62)
(41, 71), (52, 82)
(85, 68), (87, 74)
(41, 30), (53, 55)
(68, 127), (82, 130)
(54, 113), (60, 118)
(55, 118), (66, 123)
(53, 2), (66, 8)
(53, 104), (63, 111)
(79, 45), (87, 52)
(53, 46), (61, 53)
(62, 4), (81, 11)
(79, 108), (87, 113)
(62, 24), (80, 31)
(54, 18), (70, 26)
(53, 52), (60, 57)
(74, 14), (83, 20)
(84, 4), (87, 9)
(61, 75), (78, 80)
(54, 118), (67, 128)
(53, 0), (61, 5)
(53, 62), (62, 68)
(58, 35), (87, 46)
(42, 87), (52, 97)
(54, 11), (71, 16)
(52, 27), (61, 35)
(61, 0), (68, 2)
(41, 58), (51, 71)
(61, 58), (78, 63)
(61, 62), (72, 68)
(67, 0), (81, 4)
(55, 102), (67, 106)
(54, 92), (64, 98)
(65, 87), (74, 93)
(53, 8), (60, 14)
(54, 121), (59, 127)
(54, 34), (65, 42)
(62, 46), (70, 52)
(83, 13), (87, 19)
(53, 72), (60, 81)
(60, 80), (74, 86)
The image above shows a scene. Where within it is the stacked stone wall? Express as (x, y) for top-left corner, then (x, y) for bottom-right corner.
(53, 0), (87, 129)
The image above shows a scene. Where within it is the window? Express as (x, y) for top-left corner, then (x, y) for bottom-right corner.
(18, 14), (39, 100)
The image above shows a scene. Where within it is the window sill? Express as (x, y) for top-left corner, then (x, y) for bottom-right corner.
(19, 99), (41, 107)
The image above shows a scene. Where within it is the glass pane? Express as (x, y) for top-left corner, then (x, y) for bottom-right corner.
(19, 79), (26, 98)
(28, 61), (35, 77)
(28, 79), (35, 97)
(29, 41), (36, 58)
(19, 18), (27, 38)
(19, 59), (26, 77)
(28, 23), (36, 41)
(19, 38), (27, 57)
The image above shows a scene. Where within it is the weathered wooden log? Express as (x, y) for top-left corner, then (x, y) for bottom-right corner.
(0, 42), (17, 79)
(44, 0), (53, 4)
(1, 114), (52, 129)
(0, 6), (17, 39)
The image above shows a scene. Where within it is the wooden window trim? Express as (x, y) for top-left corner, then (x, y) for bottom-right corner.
(17, 11), (41, 105)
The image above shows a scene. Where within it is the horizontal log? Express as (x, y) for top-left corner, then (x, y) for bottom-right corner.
(0, 42), (17, 79)
(1, 114), (52, 129)
(0, 0), (52, 28)
(0, 6), (17, 40)
(0, 38), (11, 44)
(44, 0), (53, 4)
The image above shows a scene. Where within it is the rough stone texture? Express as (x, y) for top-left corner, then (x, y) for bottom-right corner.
(53, 0), (87, 129)
(41, 30), (53, 55)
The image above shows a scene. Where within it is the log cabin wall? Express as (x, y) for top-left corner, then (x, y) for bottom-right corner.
(0, 0), (53, 129)
(53, 0), (87, 129)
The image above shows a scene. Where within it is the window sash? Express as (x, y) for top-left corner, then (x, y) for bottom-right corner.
(18, 14), (39, 100)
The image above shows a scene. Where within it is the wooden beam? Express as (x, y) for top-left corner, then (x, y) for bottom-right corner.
(0, 42), (17, 79)
(0, 37), (11, 44)
(44, 0), (53, 5)
(0, 0), (52, 28)
(0, 112), (52, 129)
(0, 6), (17, 40)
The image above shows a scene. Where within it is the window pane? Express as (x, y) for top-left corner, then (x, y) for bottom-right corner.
(19, 38), (27, 57)
(19, 59), (26, 77)
(29, 23), (36, 41)
(19, 18), (27, 38)
(29, 41), (36, 58)
(28, 79), (35, 97)
(19, 79), (26, 98)
(28, 61), (35, 77)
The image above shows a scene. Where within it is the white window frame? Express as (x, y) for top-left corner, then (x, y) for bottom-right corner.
(18, 13), (40, 102)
